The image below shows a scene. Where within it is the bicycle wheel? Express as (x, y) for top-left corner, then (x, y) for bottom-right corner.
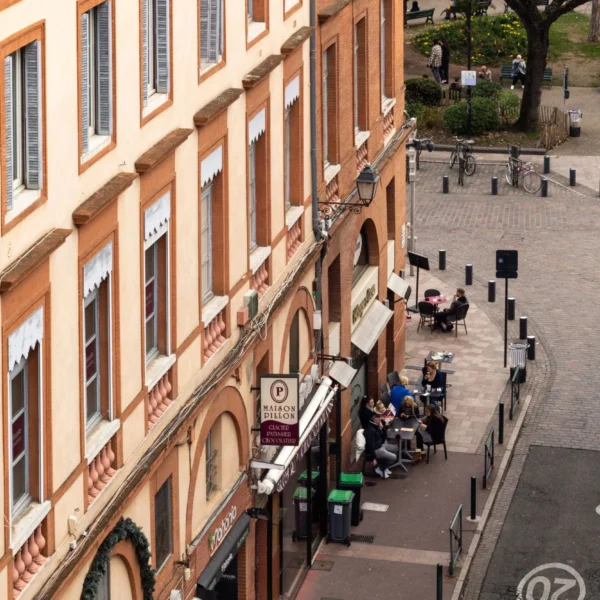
(464, 154), (476, 176)
(449, 149), (458, 168)
(522, 170), (542, 194)
(505, 162), (514, 185)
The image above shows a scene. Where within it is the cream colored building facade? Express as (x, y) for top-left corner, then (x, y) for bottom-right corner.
(0, 0), (319, 598)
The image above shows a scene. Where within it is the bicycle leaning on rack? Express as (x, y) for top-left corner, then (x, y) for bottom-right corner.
(449, 136), (477, 176)
(505, 155), (542, 194)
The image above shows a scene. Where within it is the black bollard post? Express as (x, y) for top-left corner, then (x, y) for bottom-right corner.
(437, 564), (443, 600)
(570, 168), (576, 187)
(443, 176), (449, 194)
(519, 316), (528, 340)
(491, 176), (498, 195)
(466, 264), (473, 286)
(508, 297), (515, 321)
(527, 335), (536, 360)
(439, 250), (446, 271)
(470, 476), (477, 520)
(541, 178), (548, 197)
(488, 280), (496, 303)
(543, 155), (550, 174)
(499, 402), (504, 444)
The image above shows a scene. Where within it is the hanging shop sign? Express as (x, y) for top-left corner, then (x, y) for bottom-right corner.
(260, 374), (300, 446)
(209, 505), (238, 555)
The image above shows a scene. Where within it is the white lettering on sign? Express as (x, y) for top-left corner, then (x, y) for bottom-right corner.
(209, 506), (237, 554)
(516, 563), (585, 600)
(260, 375), (300, 446)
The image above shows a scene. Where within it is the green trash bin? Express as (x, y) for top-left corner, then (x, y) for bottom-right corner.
(298, 470), (320, 488)
(327, 489), (354, 545)
(339, 472), (364, 527)
(292, 487), (315, 542)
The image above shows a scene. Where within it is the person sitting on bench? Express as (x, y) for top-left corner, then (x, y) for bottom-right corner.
(410, 0), (421, 10)
(364, 412), (399, 479)
(434, 288), (468, 331)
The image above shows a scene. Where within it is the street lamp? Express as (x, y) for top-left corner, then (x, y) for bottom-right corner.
(319, 163), (380, 214)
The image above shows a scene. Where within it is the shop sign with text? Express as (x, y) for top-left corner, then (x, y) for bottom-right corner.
(209, 505), (238, 555)
(260, 374), (299, 446)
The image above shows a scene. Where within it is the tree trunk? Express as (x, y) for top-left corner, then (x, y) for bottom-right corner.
(590, 0), (600, 42)
(514, 26), (549, 133)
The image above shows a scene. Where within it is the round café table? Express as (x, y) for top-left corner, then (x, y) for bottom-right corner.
(425, 295), (447, 313)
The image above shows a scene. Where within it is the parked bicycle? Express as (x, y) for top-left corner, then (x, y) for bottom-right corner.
(505, 157), (542, 193)
(449, 137), (476, 176)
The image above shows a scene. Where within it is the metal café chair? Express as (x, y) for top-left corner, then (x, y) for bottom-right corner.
(451, 303), (470, 337)
(387, 371), (401, 389)
(424, 288), (441, 299)
(417, 301), (435, 333)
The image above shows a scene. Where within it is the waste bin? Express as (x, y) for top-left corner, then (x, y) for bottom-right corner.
(338, 473), (364, 526)
(298, 471), (320, 522)
(509, 341), (528, 383)
(568, 110), (582, 137)
(327, 489), (354, 545)
(292, 487), (315, 542)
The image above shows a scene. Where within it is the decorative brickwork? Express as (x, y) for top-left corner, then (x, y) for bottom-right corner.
(12, 524), (47, 597)
(356, 140), (368, 173)
(287, 221), (302, 259)
(146, 371), (173, 430)
(250, 262), (269, 298)
(203, 309), (228, 362)
(87, 437), (117, 504)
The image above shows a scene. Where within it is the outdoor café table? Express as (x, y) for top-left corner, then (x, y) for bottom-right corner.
(425, 350), (454, 367)
(386, 417), (420, 472)
(413, 386), (443, 407)
(425, 296), (447, 313)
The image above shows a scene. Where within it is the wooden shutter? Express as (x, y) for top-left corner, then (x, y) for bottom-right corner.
(142, 0), (149, 107)
(4, 57), (14, 211)
(24, 41), (42, 190)
(96, 1), (113, 136)
(156, 0), (170, 93)
(81, 13), (90, 154)
(207, 0), (218, 63)
(200, 0), (209, 64)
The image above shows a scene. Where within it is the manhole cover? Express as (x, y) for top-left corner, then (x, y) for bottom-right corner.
(350, 534), (375, 544)
(361, 502), (389, 512)
(312, 560), (334, 571)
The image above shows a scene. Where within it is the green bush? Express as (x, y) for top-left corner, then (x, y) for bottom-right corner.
(405, 100), (426, 122)
(472, 79), (502, 100)
(405, 78), (442, 107)
(442, 97), (499, 134)
(414, 14), (527, 66)
(497, 90), (520, 126)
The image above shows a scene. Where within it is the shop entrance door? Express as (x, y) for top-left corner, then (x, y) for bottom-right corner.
(213, 553), (238, 599)
(350, 344), (368, 435)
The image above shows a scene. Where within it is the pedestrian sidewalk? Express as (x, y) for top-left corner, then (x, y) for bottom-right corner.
(296, 272), (509, 600)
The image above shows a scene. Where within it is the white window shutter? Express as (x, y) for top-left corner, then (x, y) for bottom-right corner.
(218, 0), (223, 57)
(156, 0), (170, 93)
(3, 57), (13, 211)
(96, 1), (113, 136)
(81, 13), (90, 154)
(24, 41), (42, 191)
(208, 0), (218, 63)
(142, 0), (149, 107)
(200, 0), (209, 63)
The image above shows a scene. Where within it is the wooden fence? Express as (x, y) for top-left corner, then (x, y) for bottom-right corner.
(538, 105), (569, 149)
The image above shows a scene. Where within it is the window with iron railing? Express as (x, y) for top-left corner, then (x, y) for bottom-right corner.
(205, 430), (218, 500)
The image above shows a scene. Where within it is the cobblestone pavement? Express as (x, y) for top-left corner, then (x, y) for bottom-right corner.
(411, 160), (600, 598)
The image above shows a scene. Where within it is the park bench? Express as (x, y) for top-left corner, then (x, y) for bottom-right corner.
(442, 0), (491, 19)
(500, 65), (553, 88)
(406, 8), (435, 24)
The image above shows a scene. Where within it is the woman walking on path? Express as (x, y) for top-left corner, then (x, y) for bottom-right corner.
(440, 40), (450, 84)
(511, 55), (526, 89)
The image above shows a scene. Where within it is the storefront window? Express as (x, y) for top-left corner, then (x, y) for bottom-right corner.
(350, 343), (368, 435)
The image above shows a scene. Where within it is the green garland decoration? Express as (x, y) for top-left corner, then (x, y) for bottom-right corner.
(80, 517), (156, 600)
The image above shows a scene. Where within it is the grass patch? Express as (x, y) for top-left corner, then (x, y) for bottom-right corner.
(549, 13), (600, 60)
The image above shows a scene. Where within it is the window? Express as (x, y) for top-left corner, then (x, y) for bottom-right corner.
(247, 0), (267, 39)
(3, 40), (43, 214)
(352, 229), (369, 286)
(81, 1), (113, 158)
(249, 142), (257, 250)
(143, 192), (171, 364)
(97, 567), (110, 600)
(205, 430), (218, 500)
(381, 0), (392, 102)
(247, 0), (253, 20)
(284, 76), (301, 210)
(83, 242), (113, 429)
(142, 0), (170, 112)
(10, 361), (29, 511)
(248, 108), (268, 249)
(289, 311), (300, 373)
(201, 184), (213, 302)
(322, 45), (337, 167)
(200, 0), (224, 69)
(154, 477), (173, 570)
(354, 19), (367, 133)
(284, 110), (291, 210)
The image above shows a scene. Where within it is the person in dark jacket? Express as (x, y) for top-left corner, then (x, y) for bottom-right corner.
(390, 376), (414, 414)
(399, 396), (422, 419)
(410, 0), (421, 10)
(440, 40), (451, 84)
(359, 396), (376, 431)
(434, 287), (468, 331)
(416, 405), (447, 450)
(364, 413), (399, 478)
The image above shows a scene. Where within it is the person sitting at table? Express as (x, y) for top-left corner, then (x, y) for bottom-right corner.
(434, 287), (468, 332)
(364, 411), (399, 479)
(390, 376), (414, 414)
(421, 361), (442, 411)
(359, 396), (376, 431)
(399, 396), (422, 419)
(416, 404), (446, 451)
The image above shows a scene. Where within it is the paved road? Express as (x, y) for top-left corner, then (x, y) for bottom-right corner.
(412, 160), (600, 599)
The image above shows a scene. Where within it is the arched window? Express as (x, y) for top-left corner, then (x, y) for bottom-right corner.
(352, 226), (369, 285)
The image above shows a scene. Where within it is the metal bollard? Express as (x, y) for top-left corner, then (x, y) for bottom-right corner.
(543, 155), (550, 174)
(439, 250), (446, 271)
(570, 168), (576, 187)
(443, 176), (449, 194)
(519, 316), (528, 340)
(470, 476), (477, 520)
(488, 280), (496, 303)
(465, 264), (473, 286)
(527, 335), (536, 360)
(491, 176), (498, 196)
(437, 564), (443, 600)
(541, 178), (548, 197)
(508, 297), (515, 321)
(499, 402), (504, 445)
